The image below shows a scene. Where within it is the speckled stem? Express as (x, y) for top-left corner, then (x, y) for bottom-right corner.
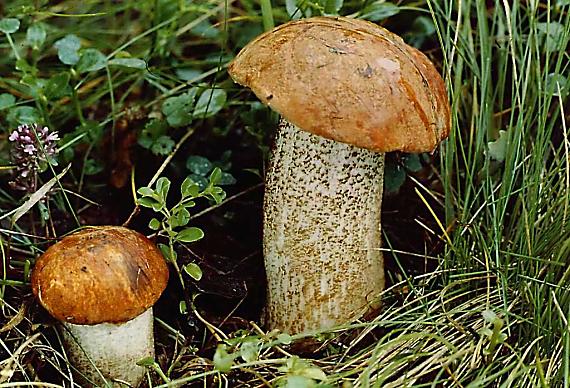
(264, 120), (385, 334)
(60, 308), (154, 387)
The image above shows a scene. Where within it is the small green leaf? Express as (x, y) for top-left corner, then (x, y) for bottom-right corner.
(109, 57), (146, 69)
(193, 88), (226, 118)
(277, 333), (292, 345)
(26, 23), (46, 49)
(54, 34), (81, 65)
(179, 300), (188, 314)
(207, 186), (227, 204)
(150, 136), (175, 156)
(162, 90), (198, 127)
(149, 218), (161, 230)
(219, 172), (237, 185)
(136, 357), (156, 367)
(240, 339), (261, 362)
(407, 16), (436, 47)
(158, 243), (177, 261)
(155, 177), (171, 201)
(45, 72), (71, 100)
(286, 0), (311, 19)
(7, 106), (41, 127)
(488, 130), (508, 162)
(0, 94), (16, 110)
(213, 345), (234, 373)
(181, 177), (200, 197)
(537, 22), (566, 52)
(137, 186), (155, 197)
(76, 48), (107, 73)
(482, 309), (498, 323)
(209, 167), (222, 186)
(186, 155), (213, 176)
(175, 68), (201, 81)
(359, 2), (400, 22)
(410, 16), (435, 36)
(282, 376), (315, 388)
(174, 207), (190, 227)
(183, 262), (203, 281)
(323, 0), (343, 15)
(298, 366), (326, 381)
(189, 174), (209, 191)
(0, 18), (20, 34)
(176, 227), (204, 243)
(191, 20), (220, 38)
(138, 197), (161, 209)
(15, 59), (35, 75)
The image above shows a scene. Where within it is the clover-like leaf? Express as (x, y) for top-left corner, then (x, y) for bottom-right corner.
(0, 94), (16, 110)
(537, 22), (566, 52)
(186, 155), (213, 176)
(54, 34), (81, 65)
(45, 72), (71, 100)
(6, 106), (41, 127)
(26, 23), (46, 49)
(150, 136), (175, 156)
(162, 89), (198, 127)
(240, 339), (262, 363)
(0, 18), (20, 34)
(76, 48), (107, 73)
(193, 88), (226, 118)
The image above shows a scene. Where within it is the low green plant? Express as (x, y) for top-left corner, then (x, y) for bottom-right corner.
(136, 169), (226, 286)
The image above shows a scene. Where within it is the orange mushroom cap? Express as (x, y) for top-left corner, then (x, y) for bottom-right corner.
(31, 226), (169, 325)
(229, 16), (451, 153)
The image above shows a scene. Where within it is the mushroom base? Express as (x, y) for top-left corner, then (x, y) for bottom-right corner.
(264, 120), (385, 334)
(60, 308), (154, 387)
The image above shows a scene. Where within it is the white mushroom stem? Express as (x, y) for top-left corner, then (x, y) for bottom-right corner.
(264, 120), (385, 334)
(60, 308), (154, 387)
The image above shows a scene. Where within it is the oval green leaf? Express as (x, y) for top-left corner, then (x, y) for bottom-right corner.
(176, 227), (204, 243)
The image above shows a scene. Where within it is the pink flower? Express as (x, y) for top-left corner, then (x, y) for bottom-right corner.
(8, 131), (19, 141)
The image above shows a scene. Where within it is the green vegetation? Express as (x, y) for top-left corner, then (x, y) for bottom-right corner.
(0, 0), (569, 386)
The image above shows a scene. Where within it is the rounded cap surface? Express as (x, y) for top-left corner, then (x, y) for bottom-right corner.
(228, 16), (450, 153)
(31, 226), (169, 325)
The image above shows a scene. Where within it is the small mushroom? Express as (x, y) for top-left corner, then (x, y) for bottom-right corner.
(31, 226), (169, 387)
(228, 16), (450, 334)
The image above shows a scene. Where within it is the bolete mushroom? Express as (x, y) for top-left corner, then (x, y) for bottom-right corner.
(228, 16), (450, 334)
(31, 226), (169, 387)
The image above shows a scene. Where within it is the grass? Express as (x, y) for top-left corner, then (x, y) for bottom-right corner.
(0, 0), (569, 386)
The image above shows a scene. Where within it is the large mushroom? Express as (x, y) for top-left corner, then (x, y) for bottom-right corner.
(228, 16), (450, 334)
(31, 226), (169, 387)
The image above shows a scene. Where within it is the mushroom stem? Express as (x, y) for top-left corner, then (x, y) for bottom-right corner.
(264, 120), (385, 334)
(61, 308), (154, 387)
